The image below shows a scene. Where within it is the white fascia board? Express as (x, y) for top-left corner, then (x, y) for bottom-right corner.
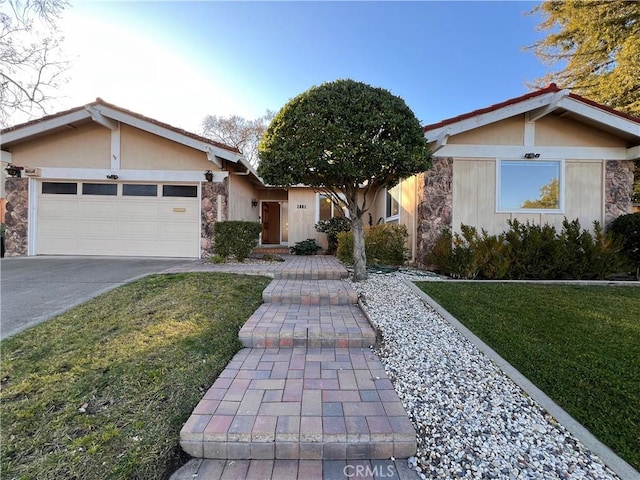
(557, 97), (640, 137)
(35, 167), (228, 182)
(627, 145), (640, 160)
(424, 92), (559, 141)
(93, 105), (241, 163)
(434, 144), (629, 160)
(85, 106), (119, 130)
(432, 129), (450, 153)
(526, 89), (570, 122)
(1, 109), (91, 144)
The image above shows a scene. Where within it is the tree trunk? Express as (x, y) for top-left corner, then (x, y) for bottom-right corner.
(352, 216), (368, 281)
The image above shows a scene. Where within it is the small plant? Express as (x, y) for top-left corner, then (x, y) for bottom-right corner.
(208, 254), (226, 264)
(315, 217), (352, 254)
(290, 239), (321, 255)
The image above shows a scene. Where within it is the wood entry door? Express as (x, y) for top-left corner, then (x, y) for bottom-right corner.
(261, 202), (281, 244)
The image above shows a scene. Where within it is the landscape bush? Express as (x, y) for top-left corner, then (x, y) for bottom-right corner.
(315, 216), (352, 254)
(290, 238), (322, 255)
(608, 212), (640, 279)
(427, 218), (628, 280)
(213, 221), (262, 261)
(337, 223), (408, 266)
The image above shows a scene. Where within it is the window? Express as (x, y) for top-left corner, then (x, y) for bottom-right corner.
(123, 184), (157, 197)
(42, 182), (77, 195)
(386, 184), (401, 220)
(497, 160), (563, 212)
(317, 193), (347, 221)
(82, 183), (117, 196)
(163, 185), (197, 197)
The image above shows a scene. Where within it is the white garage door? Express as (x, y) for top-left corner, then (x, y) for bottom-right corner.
(37, 181), (200, 257)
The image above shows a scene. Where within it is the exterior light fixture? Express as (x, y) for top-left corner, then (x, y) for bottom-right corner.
(106, 174), (119, 180)
(5, 164), (24, 177)
(204, 170), (213, 182)
(523, 153), (540, 159)
(251, 198), (258, 208)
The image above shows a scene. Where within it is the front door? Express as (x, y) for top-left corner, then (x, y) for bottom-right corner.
(261, 202), (281, 244)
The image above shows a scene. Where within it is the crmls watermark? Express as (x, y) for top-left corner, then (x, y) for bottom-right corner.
(343, 464), (396, 478)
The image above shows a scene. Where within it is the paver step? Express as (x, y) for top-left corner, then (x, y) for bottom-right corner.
(273, 256), (349, 281)
(180, 347), (417, 461)
(239, 304), (377, 349)
(263, 280), (358, 305)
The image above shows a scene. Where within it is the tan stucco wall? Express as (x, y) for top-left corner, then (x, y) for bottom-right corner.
(258, 189), (288, 201)
(228, 174), (260, 221)
(452, 158), (605, 236)
(120, 125), (215, 171)
(535, 116), (628, 147)
(448, 114), (628, 148)
(287, 188), (320, 246)
(6, 122), (110, 168)
(449, 116), (524, 145)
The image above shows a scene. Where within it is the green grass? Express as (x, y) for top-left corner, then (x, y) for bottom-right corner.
(1, 272), (271, 480)
(416, 282), (640, 471)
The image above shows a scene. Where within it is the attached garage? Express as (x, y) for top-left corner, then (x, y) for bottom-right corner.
(1, 98), (263, 259)
(36, 181), (200, 257)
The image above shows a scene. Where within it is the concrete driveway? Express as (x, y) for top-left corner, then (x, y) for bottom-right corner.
(0, 256), (198, 339)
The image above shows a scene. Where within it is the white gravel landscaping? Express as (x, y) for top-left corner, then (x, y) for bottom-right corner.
(350, 271), (621, 480)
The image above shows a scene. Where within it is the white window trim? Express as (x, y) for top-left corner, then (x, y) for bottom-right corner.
(385, 184), (401, 222)
(496, 158), (565, 214)
(315, 192), (347, 222)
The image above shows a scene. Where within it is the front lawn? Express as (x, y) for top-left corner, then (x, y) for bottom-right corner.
(0, 272), (270, 480)
(415, 282), (640, 471)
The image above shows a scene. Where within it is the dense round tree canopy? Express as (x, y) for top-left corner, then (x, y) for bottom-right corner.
(258, 79), (431, 280)
(258, 79), (431, 215)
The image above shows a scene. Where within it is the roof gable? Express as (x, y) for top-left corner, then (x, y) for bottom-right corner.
(0, 98), (254, 171)
(424, 84), (640, 157)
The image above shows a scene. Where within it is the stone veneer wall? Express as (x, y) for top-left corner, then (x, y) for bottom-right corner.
(4, 177), (29, 257)
(605, 160), (634, 227)
(416, 157), (453, 265)
(201, 178), (228, 257)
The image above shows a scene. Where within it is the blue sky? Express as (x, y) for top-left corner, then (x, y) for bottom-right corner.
(52, 1), (549, 133)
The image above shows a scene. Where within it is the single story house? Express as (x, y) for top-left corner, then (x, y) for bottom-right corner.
(2, 85), (639, 261)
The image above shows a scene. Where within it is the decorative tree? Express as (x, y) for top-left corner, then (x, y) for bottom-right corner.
(258, 79), (431, 280)
(201, 110), (274, 168)
(1, 0), (69, 125)
(528, 1), (640, 116)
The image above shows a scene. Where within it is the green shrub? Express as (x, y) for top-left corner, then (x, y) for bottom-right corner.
(213, 221), (262, 261)
(290, 238), (322, 255)
(336, 231), (354, 264)
(425, 228), (453, 272)
(366, 224), (408, 266)
(336, 223), (408, 266)
(609, 212), (640, 278)
(427, 218), (628, 280)
(315, 217), (352, 254)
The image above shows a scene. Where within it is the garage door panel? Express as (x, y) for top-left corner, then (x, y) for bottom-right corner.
(37, 182), (199, 257)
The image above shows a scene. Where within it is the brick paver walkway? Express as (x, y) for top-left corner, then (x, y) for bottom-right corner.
(171, 255), (419, 480)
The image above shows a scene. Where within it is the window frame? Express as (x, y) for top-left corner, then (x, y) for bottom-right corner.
(41, 182), (78, 195)
(315, 192), (348, 222)
(496, 158), (565, 214)
(81, 183), (117, 196)
(385, 183), (401, 222)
